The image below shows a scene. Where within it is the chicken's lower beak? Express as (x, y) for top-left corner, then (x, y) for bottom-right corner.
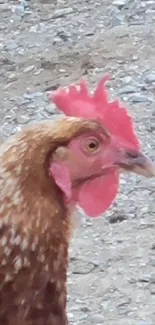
(116, 150), (155, 178)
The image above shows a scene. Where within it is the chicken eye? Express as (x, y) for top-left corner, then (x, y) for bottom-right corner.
(84, 138), (99, 152)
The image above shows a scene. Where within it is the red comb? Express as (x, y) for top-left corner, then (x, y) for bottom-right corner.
(49, 75), (140, 150)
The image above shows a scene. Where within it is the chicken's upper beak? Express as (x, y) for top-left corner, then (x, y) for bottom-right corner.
(116, 150), (155, 178)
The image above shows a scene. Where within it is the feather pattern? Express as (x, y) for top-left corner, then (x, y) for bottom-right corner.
(0, 118), (100, 325)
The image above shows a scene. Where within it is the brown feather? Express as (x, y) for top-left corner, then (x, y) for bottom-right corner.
(0, 117), (101, 325)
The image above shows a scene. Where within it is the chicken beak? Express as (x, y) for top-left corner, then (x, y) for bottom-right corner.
(116, 150), (155, 178)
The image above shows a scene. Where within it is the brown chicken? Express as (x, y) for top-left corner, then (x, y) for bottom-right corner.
(0, 77), (154, 325)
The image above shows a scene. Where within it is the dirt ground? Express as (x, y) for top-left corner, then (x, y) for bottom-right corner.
(1, 0), (155, 324)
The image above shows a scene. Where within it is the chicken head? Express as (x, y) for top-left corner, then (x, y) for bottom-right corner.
(50, 119), (155, 217)
(49, 76), (155, 217)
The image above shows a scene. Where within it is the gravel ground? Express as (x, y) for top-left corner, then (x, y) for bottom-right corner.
(1, 0), (155, 324)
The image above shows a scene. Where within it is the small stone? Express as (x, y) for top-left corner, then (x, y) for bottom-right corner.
(113, 0), (126, 9)
(149, 284), (155, 295)
(130, 95), (152, 103)
(75, 298), (83, 304)
(11, 3), (25, 17)
(15, 126), (21, 134)
(150, 276), (155, 284)
(132, 55), (138, 61)
(16, 115), (30, 124)
(109, 17), (123, 27)
(23, 92), (43, 100)
(29, 25), (38, 33)
(145, 73), (155, 83)
(33, 92), (43, 97)
(98, 263), (106, 272)
(141, 206), (148, 213)
(150, 259), (155, 267)
(6, 41), (18, 51)
(141, 2), (146, 8)
(120, 178), (127, 185)
(121, 76), (132, 84)
(109, 213), (127, 223)
(8, 73), (17, 82)
(29, 23), (46, 33)
(57, 31), (70, 42)
(3, 84), (12, 90)
(119, 85), (136, 94)
(23, 93), (34, 100)
(44, 104), (56, 114)
(34, 69), (43, 76)
(151, 243), (155, 250)
(67, 312), (74, 319)
(23, 65), (35, 73)
(91, 314), (105, 323)
(85, 219), (93, 227)
(53, 7), (73, 18)
(80, 306), (91, 313)
(139, 276), (150, 283)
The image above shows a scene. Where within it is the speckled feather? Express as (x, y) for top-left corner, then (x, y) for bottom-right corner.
(0, 117), (100, 325)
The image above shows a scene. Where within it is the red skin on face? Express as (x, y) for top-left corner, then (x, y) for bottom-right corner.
(49, 76), (140, 217)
